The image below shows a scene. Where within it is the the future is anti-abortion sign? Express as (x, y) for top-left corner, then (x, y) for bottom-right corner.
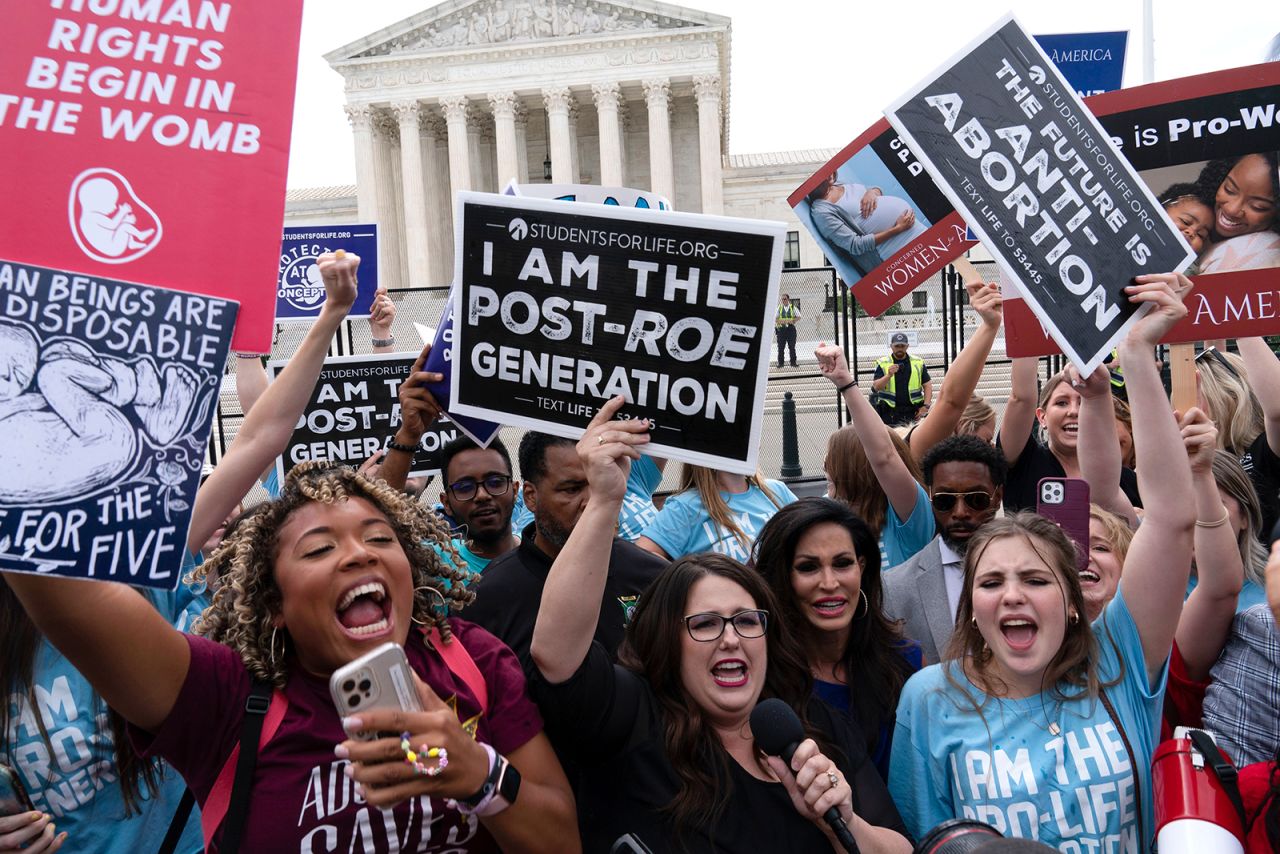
(450, 193), (785, 475)
(1, 1), (304, 353)
(0, 258), (236, 590)
(885, 14), (1193, 373)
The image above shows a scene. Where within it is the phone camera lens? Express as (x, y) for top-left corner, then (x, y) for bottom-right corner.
(342, 679), (356, 693)
(358, 678), (371, 692)
(347, 693), (360, 708)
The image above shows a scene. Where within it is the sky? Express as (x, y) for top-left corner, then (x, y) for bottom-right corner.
(286, 0), (1280, 188)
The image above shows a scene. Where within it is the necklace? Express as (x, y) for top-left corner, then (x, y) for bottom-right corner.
(997, 695), (1062, 736)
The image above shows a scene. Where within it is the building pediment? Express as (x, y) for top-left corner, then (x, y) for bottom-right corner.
(326, 0), (727, 63)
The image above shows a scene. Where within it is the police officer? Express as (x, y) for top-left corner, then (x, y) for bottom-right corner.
(871, 332), (932, 425)
(775, 293), (801, 368)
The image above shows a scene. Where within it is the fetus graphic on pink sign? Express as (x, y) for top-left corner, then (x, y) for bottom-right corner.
(67, 168), (163, 264)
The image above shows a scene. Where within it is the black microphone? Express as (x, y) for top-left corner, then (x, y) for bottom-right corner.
(750, 698), (860, 853)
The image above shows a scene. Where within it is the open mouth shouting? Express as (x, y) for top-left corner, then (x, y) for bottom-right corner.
(999, 616), (1038, 652)
(336, 578), (394, 639)
(711, 658), (749, 688)
(1078, 567), (1101, 588)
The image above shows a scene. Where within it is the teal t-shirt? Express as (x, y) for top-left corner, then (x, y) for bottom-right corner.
(1185, 575), (1268, 613)
(880, 481), (936, 570)
(431, 537), (494, 582)
(641, 479), (799, 561)
(889, 590), (1166, 852)
(4, 555), (207, 854)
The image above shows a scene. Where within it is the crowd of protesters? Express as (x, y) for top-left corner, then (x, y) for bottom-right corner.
(3, 252), (1280, 854)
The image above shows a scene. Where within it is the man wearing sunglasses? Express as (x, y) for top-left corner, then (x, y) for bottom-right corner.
(436, 435), (520, 574)
(882, 434), (1006, 663)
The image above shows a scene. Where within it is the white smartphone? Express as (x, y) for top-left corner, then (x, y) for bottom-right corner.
(329, 642), (423, 740)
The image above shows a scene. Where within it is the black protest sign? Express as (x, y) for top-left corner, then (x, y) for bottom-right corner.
(0, 259), (236, 589)
(449, 192), (784, 475)
(268, 353), (461, 482)
(885, 14), (1194, 374)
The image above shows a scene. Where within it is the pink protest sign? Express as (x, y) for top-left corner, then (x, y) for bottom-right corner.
(0, 1), (304, 352)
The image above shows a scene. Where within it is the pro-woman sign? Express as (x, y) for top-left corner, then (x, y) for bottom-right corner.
(1, 2), (304, 353)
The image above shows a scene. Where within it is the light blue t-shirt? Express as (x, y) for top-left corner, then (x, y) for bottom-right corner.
(1185, 575), (1268, 613)
(431, 537), (495, 582)
(263, 466), (281, 499)
(511, 454), (663, 542)
(880, 481), (936, 570)
(889, 591), (1165, 852)
(641, 479), (799, 561)
(4, 555), (207, 854)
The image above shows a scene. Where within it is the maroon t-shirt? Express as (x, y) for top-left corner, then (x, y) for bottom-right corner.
(132, 619), (542, 853)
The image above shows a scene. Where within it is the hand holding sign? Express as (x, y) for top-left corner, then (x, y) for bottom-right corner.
(1180, 408), (1218, 475)
(1063, 363), (1112, 400)
(576, 396), (649, 505)
(1123, 273), (1194, 349)
(397, 344), (446, 442)
(317, 251), (360, 316)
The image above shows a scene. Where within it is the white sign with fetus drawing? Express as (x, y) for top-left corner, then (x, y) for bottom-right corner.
(0, 259), (236, 589)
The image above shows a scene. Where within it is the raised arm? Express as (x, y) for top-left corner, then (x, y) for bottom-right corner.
(369, 288), (398, 353)
(1237, 336), (1280, 457)
(1176, 413), (1244, 679)
(817, 343), (921, 523)
(379, 343), (444, 492)
(530, 397), (648, 683)
(186, 252), (358, 553)
(1073, 364), (1136, 526)
(234, 352), (270, 419)
(998, 357), (1041, 465)
(909, 281), (1002, 459)
(1114, 273), (1197, 682)
(1, 575), (189, 732)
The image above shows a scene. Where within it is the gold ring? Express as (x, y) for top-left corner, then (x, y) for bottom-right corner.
(597, 435), (604, 445)
(827, 771), (839, 790)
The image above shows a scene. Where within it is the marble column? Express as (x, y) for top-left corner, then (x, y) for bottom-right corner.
(392, 101), (431, 287)
(371, 112), (405, 290)
(467, 115), (485, 192)
(418, 112), (450, 287)
(514, 103), (530, 184)
(440, 95), (472, 195)
(345, 105), (380, 223)
(489, 92), (520, 189)
(694, 75), (725, 215)
(567, 101), (581, 183)
(542, 87), (573, 184)
(643, 78), (674, 201)
(592, 82), (623, 186)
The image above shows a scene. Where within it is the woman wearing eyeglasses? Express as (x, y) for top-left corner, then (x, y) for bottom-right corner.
(752, 498), (920, 782)
(530, 399), (912, 853)
(814, 344), (934, 569)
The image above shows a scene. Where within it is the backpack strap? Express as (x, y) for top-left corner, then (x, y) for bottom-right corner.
(201, 681), (288, 852)
(156, 789), (195, 854)
(426, 625), (488, 716)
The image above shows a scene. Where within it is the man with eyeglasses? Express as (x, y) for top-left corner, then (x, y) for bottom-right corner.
(462, 431), (667, 677)
(436, 435), (520, 574)
(882, 434), (1006, 664)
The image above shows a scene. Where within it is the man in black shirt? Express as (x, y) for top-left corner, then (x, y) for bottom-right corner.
(460, 431), (666, 676)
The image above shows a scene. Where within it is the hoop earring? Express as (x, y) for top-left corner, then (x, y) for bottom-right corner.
(971, 617), (978, 630)
(269, 626), (283, 666)
(1069, 611), (1080, 626)
(854, 589), (869, 619)
(412, 586), (448, 626)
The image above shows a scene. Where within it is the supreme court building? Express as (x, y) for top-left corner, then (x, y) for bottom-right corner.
(287, 0), (838, 290)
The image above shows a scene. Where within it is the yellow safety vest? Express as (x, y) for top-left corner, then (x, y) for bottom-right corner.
(872, 355), (925, 407)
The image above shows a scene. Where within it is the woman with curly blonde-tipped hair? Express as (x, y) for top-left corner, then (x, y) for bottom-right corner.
(2, 250), (576, 853)
(3, 460), (577, 853)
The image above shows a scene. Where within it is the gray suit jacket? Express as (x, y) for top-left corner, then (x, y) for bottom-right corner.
(809, 198), (884, 276)
(882, 537), (955, 666)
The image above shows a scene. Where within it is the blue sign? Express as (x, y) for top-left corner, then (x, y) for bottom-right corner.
(424, 291), (502, 447)
(1033, 31), (1128, 97)
(277, 224), (379, 322)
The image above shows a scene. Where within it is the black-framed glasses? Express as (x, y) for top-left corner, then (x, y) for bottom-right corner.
(931, 491), (993, 513)
(447, 474), (512, 501)
(683, 609), (769, 642)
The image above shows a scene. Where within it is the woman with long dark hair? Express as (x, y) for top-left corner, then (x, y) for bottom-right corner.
(531, 400), (911, 852)
(753, 498), (920, 779)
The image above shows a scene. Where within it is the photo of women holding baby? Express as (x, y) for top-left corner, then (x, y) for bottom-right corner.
(1194, 152), (1280, 273)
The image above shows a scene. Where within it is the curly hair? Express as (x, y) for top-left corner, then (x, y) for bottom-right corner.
(187, 461), (471, 687)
